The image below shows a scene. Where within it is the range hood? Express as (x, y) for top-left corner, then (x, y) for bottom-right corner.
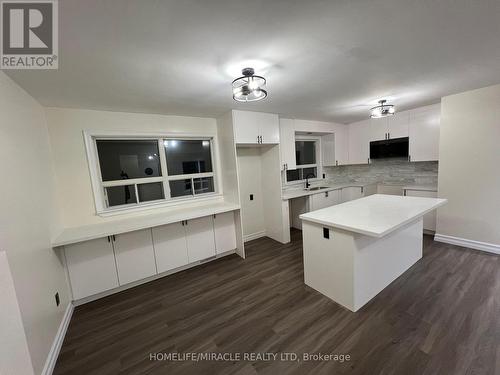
(370, 137), (409, 159)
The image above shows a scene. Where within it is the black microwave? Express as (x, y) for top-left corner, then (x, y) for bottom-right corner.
(370, 137), (409, 159)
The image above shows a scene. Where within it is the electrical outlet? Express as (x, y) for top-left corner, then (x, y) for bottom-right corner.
(250, 194), (254, 201)
(55, 292), (60, 306)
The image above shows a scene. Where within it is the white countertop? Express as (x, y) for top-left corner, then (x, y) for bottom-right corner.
(52, 201), (240, 247)
(300, 194), (447, 238)
(282, 183), (370, 200)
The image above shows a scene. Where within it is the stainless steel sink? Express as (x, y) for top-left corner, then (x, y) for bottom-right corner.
(306, 186), (330, 191)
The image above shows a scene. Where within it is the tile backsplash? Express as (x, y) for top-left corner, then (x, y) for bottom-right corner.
(323, 158), (438, 186)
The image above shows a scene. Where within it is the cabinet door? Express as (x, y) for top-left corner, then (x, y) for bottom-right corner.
(409, 104), (440, 162)
(341, 187), (363, 203)
(279, 118), (296, 170)
(65, 237), (119, 300)
(311, 190), (341, 210)
(185, 216), (216, 262)
(334, 126), (349, 165)
(259, 113), (280, 144)
(213, 212), (237, 254)
(325, 189), (341, 206)
(370, 117), (388, 141)
(405, 190), (437, 231)
(310, 193), (327, 211)
(232, 110), (260, 144)
(348, 120), (370, 165)
(113, 229), (157, 285)
(321, 134), (336, 166)
(387, 111), (409, 139)
(152, 222), (189, 274)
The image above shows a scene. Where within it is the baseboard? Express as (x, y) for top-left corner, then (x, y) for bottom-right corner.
(434, 233), (500, 255)
(243, 231), (266, 242)
(41, 302), (74, 375)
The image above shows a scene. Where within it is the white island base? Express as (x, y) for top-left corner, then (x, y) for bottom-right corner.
(303, 218), (423, 312)
(300, 194), (447, 312)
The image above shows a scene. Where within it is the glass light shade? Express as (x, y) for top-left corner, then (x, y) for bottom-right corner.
(232, 68), (267, 102)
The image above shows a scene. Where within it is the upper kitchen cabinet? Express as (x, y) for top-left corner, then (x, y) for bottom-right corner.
(233, 110), (279, 145)
(279, 118), (296, 170)
(409, 104), (440, 161)
(348, 119), (370, 165)
(322, 127), (349, 166)
(370, 113), (409, 141)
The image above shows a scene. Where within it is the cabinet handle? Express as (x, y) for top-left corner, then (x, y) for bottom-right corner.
(213, 214), (216, 218)
(408, 155), (411, 162)
(388, 132), (390, 139)
(361, 186), (364, 194)
(261, 135), (263, 143)
(107, 236), (110, 242)
(336, 160), (338, 166)
(112, 235), (116, 242)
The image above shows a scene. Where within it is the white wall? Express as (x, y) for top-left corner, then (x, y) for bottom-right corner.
(236, 147), (265, 239)
(437, 84), (500, 247)
(0, 72), (70, 374)
(45, 107), (218, 227)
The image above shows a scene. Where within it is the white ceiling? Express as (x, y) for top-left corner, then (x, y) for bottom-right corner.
(6, 0), (500, 123)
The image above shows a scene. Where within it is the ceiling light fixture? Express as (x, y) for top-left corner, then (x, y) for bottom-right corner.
(232, 67), (267, 102)
(370, 100), (395, 118)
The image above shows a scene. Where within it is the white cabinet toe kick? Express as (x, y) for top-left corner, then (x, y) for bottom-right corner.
(63, 211), (238, 304)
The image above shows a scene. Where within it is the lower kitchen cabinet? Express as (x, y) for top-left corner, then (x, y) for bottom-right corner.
(64, 211), (238, 301)
(310, 190), (341, 211)
(405, 189), (438, 231)
(185, 216), (216, 262)
(152, 222), (189, 274)
(213, 212), (237, 254)
(113, 229), (157, 285)
(64, 237), (119, 300)
(341, 187), (363, 203)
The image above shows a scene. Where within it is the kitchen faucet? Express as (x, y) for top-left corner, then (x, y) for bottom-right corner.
(304, 173), (316, 189)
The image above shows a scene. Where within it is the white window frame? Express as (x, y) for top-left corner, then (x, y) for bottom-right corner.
(285, 136), (322, 185)
(83, 130), (222, 216)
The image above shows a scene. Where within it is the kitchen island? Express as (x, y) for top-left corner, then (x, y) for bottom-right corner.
(299, 194), (447, 312)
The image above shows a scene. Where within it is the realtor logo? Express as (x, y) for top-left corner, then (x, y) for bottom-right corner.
(1, 0), (58, 69)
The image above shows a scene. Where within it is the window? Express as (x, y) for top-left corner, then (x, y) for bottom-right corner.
(91, 136), (217, 213)
(286, 139), (319, 183)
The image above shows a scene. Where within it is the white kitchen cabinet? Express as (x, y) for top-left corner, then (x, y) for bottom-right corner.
(64, 237), (119, 300)
(387, 111), (409, 139)
(279, 118), (296, 170)
(404, 189), (438, 231)
(348, 120), (370, 165)
(152, 222), (189, 274)
(213, 212), (237, 254)
(113, 229), (157, 285)
(310, 189), (341, 211)
(334, 126), (349, 165)
(233, 110), (279, 144)
(370, 113), (409, 142)
(409, 104), (440, 162)
(321, 128), (349, 167)
(340, 186), (364, 203)
(185, 216), (216, 262)
(370, 117), (388, 141)
(321, 133), (336, 166)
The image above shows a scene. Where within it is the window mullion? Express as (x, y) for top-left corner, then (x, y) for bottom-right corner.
(158, 138), (171, 199)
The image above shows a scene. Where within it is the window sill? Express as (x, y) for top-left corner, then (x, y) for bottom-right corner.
(96, 193), (222, 218)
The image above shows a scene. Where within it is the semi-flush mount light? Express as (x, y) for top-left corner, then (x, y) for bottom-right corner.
(370, 100), (395, 118)
(232, 67), (267, 102)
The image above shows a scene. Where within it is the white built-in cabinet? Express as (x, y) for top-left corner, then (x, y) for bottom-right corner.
(64, 212), (237, 301)
(233, 110), (279, 144)
(152, 222), (189, 274)
(348, 120), (370, 165)
(321, 128), (348, 167)
(113, 229), (157, 285)
(279, 118), (296, 171)
(409, 104), (440, 162)
(310, 190), (341, 211)
(64, 237), (119, 300)
(348, 105), (440, 164)
(185, 216), (216, 262)
(213, 212), (238, 254)
(340, 186), (364, 203)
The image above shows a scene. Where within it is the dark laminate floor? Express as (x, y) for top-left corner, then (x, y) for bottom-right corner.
(54, 230), (500, 375)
